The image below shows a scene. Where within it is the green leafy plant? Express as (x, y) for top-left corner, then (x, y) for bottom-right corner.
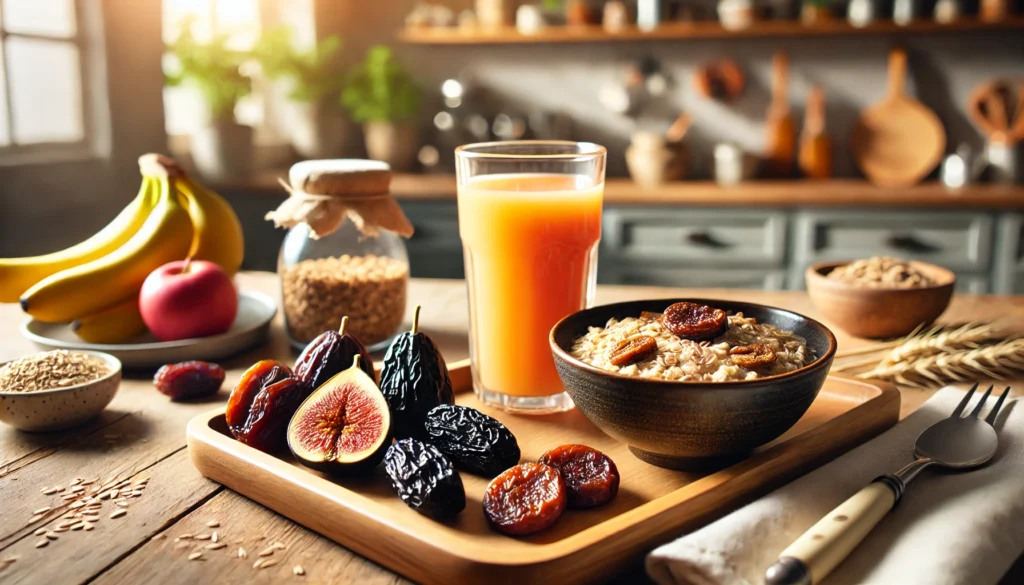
(254, 27), (345, 103)
(164, 16), (251, 121)
(542, 0), (564, 10)
(341, 46), (421, 124)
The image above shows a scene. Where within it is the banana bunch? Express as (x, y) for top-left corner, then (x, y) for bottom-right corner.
(1, 154), (244, 343)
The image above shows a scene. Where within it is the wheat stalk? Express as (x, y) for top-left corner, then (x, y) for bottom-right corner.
(856, 337), (1024, 388)
(879, 321), (1010, 366)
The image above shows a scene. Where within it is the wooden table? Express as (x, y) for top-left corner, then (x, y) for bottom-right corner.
(1, 273), (1021, 585)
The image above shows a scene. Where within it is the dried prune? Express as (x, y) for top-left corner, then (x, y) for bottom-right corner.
(729, 344), (777, 370)
(380, 306), (454, 440)
(609, 335), (658, 367)
(384, 438), (466, 519)
(153, 361), (224, 401)
(424, 405), (520, 477)
(539, 444), (619, 509)
(294, 316), (375, 392)
(226, 360), (309, 453)
(483, 463), (566, 536)
(662, 302), (728, 341)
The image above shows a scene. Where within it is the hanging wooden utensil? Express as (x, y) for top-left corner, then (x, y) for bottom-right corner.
(850, 47), (946, 188)
(968, 80), (1023, 146)
(799, 86), (833, 179)
(666, 112), (694, 142)
(764, 51), (796, 178)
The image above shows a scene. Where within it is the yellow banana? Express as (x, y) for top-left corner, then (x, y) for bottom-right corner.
(0, 178), (156, 303)
(174, 176), (245, 275)
(70, 295), (147, 344)
(20, 179), (194, 323)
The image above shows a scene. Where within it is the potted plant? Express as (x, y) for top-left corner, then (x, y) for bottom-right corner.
(801, 0), (833, 24)
(165, 17), (253, 179)
(255, 28), (348, 159)
(342, 46), (421, 171)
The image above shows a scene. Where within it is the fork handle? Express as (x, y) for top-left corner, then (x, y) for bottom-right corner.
(765, 480), (899, 585)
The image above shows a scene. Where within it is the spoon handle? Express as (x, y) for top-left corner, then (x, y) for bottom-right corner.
(764, 480), (899, 585)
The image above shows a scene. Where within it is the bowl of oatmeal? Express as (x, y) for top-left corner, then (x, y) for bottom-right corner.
(806, 258), (955, 339)
(549, 299), (836, 469)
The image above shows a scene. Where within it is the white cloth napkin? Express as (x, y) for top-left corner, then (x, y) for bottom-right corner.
(647, 387), (1024, 585)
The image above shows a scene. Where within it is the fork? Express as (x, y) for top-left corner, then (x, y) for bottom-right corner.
(765, 383), (1011, 585)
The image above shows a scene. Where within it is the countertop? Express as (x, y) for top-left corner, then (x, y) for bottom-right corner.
(1, 274), (1022, 584)
(214, 173), (1024, 209)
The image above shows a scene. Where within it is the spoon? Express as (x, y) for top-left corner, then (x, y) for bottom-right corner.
(765, 384), (1007, 585)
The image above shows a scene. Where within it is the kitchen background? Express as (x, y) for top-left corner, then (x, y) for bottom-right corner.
(0, 0), (1022, 292)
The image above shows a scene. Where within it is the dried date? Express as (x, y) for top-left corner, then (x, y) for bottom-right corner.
(662, 302), (728, 341)
(729, 344), (777, 370)
(609, 335), (658, 367)
(483, 463), (566, 536)
(153, 361), (224, 401)
(226, 360), (309, 453)
(384, 438), (466, 519)
(539, 444), (619, 509)
(424, 405), (520, 477)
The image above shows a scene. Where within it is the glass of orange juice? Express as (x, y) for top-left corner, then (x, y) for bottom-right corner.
(456, 141), (606, 414)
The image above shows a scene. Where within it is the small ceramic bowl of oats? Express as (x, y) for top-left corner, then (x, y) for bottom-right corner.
(806, 257), (955, 339)
(0, 350), (121, 432)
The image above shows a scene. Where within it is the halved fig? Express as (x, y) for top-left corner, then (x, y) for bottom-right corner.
(287, 355), (391, 475)
(294, 316), (375, 392)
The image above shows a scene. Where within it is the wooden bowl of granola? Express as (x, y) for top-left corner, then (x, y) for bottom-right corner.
(806, 258), (955, 339)
(0, 350), (121, 432)
(549, 300), (837, 470)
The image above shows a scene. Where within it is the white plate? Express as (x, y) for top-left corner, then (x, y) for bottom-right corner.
(21, 292), (278, 369)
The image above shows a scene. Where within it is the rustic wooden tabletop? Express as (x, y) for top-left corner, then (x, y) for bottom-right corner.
(1, 273), (1021, 585)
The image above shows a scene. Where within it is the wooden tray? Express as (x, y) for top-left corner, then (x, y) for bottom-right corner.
(187, 360), (899, 585)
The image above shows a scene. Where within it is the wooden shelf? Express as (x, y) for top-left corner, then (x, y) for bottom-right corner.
(399, 18), (1024, 45)
(215, 173), (1024, 209)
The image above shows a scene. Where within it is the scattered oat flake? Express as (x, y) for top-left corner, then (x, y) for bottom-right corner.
(32, 507), (51, 515)
(206, 520), (220, 528)
(116, 501), (129, 508)
(205, 542), (227, 550)
(71, 523), (86, 531)
(28, 514), (45, 523)
(33, 528), (46, 536)
(84, 523), (95, 531)
(258, 547), (275, 557)
(211, 532), (219, 543)
(252, 559), (264, 569)
(272, 542), (286, 550)
(237, 547), (247, 558)
(195, 534), (211, 541)
(109, 509), (127, 519)
(178, 533), (193, 540)
(45, 533), (58, 541)
(293, 565), (305, 576)
(42, 487), (57, 495)
(188, 552), (203, 561)
(53, 527), (69, 533)
(259, 559), (279, 570)
(151, 534), (166, 541)
(34, 540), (48, 548)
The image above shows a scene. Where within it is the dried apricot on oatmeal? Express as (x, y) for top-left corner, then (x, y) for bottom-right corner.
(662, 302), (728, 341)
(729, 344), (777, 370)
(609, 335), (657, 367)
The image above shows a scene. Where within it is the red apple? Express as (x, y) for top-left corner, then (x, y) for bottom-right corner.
(140, 259), (238, 342)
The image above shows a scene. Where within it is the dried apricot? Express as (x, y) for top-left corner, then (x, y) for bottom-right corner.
(609, 335), (658, 367)
(662, 302), (728, 341)
(729, 344), (777, 370)
(483, 463), (566, 536)
(539, 444), (619, 509)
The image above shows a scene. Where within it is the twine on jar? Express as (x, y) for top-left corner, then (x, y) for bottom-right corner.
(265, 177), (414, 240)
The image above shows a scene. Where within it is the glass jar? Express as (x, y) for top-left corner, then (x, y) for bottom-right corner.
(269, 160), (413, 351)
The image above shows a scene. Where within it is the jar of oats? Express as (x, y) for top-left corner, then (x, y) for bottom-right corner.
(267, 160), (414, 351)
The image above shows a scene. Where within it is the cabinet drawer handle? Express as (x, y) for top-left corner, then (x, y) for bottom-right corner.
(885, 233), (939, 253)
(685, 231), (728, 248)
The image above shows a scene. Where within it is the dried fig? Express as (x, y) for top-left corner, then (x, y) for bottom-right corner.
(153, 361), (224, 401)
(662, 302), (728, 341)
(729, 344), (777, 370)
(539, 444), (619, 509)
(483, 463), (566, 536)
(287, 356), (391, 475)
(294, 316), (375, 392)
(385, 438), (466, 519)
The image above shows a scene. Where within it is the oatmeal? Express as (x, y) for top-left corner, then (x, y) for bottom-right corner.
(570, 309), (814, 382)
(826, 256), (935, 289)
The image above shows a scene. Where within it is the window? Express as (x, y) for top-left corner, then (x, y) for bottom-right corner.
(0, 0), (95, 156)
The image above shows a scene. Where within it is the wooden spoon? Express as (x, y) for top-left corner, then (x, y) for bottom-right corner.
(851, 48), (946, 188)
(764, 51), (796, 178)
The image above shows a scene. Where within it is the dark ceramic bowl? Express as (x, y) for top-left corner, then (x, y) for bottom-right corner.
(549, 299), (837, 470)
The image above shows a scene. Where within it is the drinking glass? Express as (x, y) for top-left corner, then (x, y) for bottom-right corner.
(456, 141), (606, 413)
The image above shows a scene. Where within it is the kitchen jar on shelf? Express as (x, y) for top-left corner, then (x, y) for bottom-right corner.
(266, 160), (414, 351)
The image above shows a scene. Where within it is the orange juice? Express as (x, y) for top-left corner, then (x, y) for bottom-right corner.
(458, 173), (603, 399)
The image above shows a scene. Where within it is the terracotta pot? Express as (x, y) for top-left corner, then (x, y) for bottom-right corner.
(566, 0), (595, 26)
(286, 100), (350, 160)
(190, 119), (253, 180)
(363, 121), (419, 171)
